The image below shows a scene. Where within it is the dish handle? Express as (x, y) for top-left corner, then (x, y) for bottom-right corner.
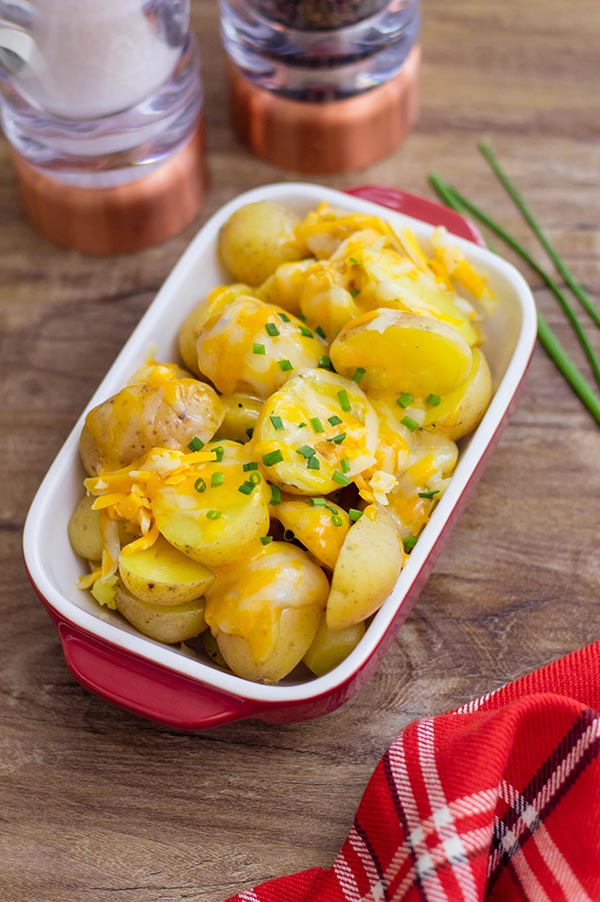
(57, 621), (255, 730)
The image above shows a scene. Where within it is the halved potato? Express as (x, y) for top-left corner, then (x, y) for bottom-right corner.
(205, 542), (329, 683)
(423, 348), (492, 440)
(115, 584), (207, 644)
(118, 535), (214, 605)
(214, 392), (263, 443)
(152, 441), (271, 568)
(330, 309), (473, 397)
(327, 504), (404, 630)
(271, 497), (350, 570)
(303, 617), (366, 677)
(79, 376), (225, 475)
(178, 283), (253, 375)
(218, 201), (306, 286)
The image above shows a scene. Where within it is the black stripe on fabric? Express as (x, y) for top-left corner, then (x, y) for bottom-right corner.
(381, 749), (429, 902)
(353, 817), (391, 902)
(487, 707), (600, 894)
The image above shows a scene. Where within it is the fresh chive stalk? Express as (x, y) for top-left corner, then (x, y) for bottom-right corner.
(428, 173), (600, 426)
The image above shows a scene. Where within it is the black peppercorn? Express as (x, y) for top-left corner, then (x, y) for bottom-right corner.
(254, 0), (387, 30)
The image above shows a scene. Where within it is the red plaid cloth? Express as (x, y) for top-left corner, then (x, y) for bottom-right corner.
(226, 642), (600, 902)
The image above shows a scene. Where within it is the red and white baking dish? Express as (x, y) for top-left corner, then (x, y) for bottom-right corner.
(23, 184), (537, 730)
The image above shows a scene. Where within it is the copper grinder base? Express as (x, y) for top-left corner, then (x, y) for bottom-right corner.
(11, 119), (206, 256)
(228, 46), (420, 175)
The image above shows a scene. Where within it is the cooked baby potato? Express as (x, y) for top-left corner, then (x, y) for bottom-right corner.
(271, 496), (350, 570)
(118, 535), (214, 605)
(327, 504), (404, 630)
(214, 392), (263, 443)
(204, 542), (329, 683)
(152, 440), (271, 568)
(115, 583), (207, 645)
(80, 371), (225, 475)
(256, 258), (314, 315)
(252, 368), (379, 495)
(330, 309), (473, 398)
(195, 296), (326, 398)
(218, 201), (307, 286)
(68, 494), (103, 561)
(303, 617), (366, 677)
(178, 283), (254, 375)
(423, 348), (492, 440)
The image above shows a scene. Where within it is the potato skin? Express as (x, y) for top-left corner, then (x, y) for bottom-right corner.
(218, 202), (306, 286)
(326, 505), (404, 630)
(424, 349), (492, 441)
(79, 377), (225, 474)
(68, 495), (103, 561)
(303, 618), (366, 677)
(115, 584), (208, 645)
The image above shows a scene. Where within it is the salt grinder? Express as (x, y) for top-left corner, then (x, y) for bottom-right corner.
(0, 0), (205, 255)
(220, 0), (420, 174)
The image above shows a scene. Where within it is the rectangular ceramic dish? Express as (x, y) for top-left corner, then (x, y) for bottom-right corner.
(23, 183), (537, 729)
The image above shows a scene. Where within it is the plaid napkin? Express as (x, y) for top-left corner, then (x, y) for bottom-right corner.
(226, 642), (600, 902)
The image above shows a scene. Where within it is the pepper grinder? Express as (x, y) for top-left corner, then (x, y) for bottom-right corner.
(220, 0), (420, 174)
(0, 0), (205, 254)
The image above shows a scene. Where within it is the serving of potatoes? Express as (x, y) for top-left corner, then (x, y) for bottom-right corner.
(68, 200), (494, 684)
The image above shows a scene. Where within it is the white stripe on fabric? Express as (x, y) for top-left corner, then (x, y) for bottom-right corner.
(387, 737), (450, 902)
(417, 719), (480, 902)
(453, 687), (502, 715)
(509, 843), (554, 902)
(359, 789), (496, 902)
(348, 826), (386, 901)
(494, 782), (593, 902)
(334, 851), (363, 902)
(238, 890), (262, 902)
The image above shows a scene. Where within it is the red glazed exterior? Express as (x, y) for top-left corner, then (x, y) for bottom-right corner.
(26, 187), (534, 730)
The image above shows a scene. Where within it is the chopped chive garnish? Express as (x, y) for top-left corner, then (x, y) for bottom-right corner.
(298, 422), (307, 428)
(307, 456), (321, 470)
(263, 450), (283, 466)
(352, 367), (366, 384)
(340, 457), (350, 473)
(278, 359), (293, 371)
(403, 535), (417, 552)
(310, 417), (324, 433)
(260, 535), (273, 545)
(238, 481), (254, 495)
(332, 514), (344, 527)
(418, 489), (440, 499)
(298, 324), (314, 338)
(249, 471), (262, 485)
(332, 470), (350, 486)
(396, 393), (414, 408)
(212, 446), (224, 463)
(297, 313), (307, 322)
(252, 343), (266, 355)
(318, 355), (333, 370)
(338, 390), (351, 412)
(401, 416), (419, 432)
(349, 508), (363, 522)
(328, 415), (343, 426)
(265, 322), (280, 337)
(310, 497), (326, 507)
(315, 325), (326, 339)
(296, 444), (316, 458)
(270, 484), (281, 504)
(188, 436), (204, 451)
(245, 427), (254, 439)
(277, 311), (291, 322)
(349, 287), (360, 298)
(211, 472), (224, 487)
(426, 393), (441, 407)
(194, 477), (207, 494)
(270, 415), (284, 430)
(328, 432), (347, 444)
(206, 509), (222, 520)
(283, 528), (295, 542)
(243, 461), (258, 472)
(348, 257), (359, 265)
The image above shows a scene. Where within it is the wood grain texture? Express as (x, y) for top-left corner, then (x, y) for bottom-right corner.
(1, 1), (599, 899)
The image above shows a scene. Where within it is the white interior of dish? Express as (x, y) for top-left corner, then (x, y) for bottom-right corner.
(23, 183), (537, 704)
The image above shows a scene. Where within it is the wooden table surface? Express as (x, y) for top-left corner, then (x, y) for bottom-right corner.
(2, 2), (599, 899)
